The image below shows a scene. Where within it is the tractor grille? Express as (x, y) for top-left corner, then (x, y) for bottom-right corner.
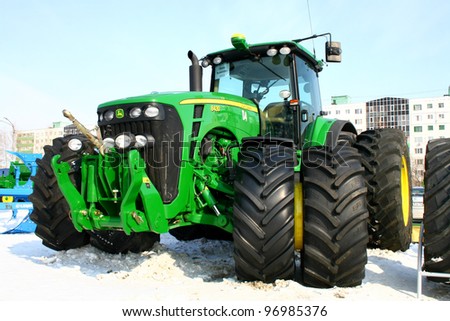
(98, 103), (183, 203)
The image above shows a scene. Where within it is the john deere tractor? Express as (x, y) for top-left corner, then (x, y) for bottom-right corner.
(30, 34), (412, 288)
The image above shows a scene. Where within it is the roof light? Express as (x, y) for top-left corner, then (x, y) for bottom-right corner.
(213, 56), (222, 65)
(280, 46), (291, 55)
(267, 47), (278, 57)
(201, 58), (211, 68)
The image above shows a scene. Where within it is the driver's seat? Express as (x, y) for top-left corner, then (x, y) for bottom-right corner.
(264, 102), (286, 122)
(261, 102), (292, 137)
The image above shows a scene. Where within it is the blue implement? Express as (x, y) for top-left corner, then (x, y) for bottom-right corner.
(0, 151), (41, 233)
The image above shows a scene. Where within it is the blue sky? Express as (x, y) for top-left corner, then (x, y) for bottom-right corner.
(1, 0), (449, 130)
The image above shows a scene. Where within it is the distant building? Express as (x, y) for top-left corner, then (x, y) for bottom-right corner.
(325, 101), (366, 134)
(366, 97), (410, 137)
(0, 128), (14, 168)
(13, 122), (97, 156)
(15, 122), (70, 154)
(63, 123), (97, 137)
(331, 95), (351, 105)
(323, 94), (450, 185)
(409, 96), (450, 184)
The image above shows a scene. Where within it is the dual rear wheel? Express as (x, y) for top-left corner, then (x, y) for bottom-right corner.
(232, 134), (369, 287)
(233, 128), (412, 287)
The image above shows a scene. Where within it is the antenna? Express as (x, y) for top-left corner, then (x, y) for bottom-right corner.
(306, 0), (316, 56)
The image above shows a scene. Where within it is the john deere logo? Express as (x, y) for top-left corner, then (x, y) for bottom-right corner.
(115, 108), (124, 119)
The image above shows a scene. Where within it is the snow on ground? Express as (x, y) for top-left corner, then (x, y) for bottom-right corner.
(0, 233), (448, 303)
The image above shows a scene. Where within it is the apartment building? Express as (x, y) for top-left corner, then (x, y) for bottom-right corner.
(325, 96), (367, 134)
(409, 96), (450, 184)
(10, 122), (97, 156)
(15, 122), (70, 155)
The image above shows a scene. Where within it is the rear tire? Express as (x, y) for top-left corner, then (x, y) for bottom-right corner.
(423, 138), (450, 280)
(29, 136), (91, 250)
(233, 138), (295, 283)
(301, 135), (369, 288)
(355, 128), (412, 252)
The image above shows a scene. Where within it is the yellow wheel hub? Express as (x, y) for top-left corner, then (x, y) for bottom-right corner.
(400, 155), (410, 226)
(294, 182), (304, 250)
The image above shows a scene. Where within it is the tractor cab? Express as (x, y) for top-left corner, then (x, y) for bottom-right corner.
(202, 34), (340, 144)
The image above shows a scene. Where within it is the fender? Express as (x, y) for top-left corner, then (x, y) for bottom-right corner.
(303, 117), (357, 150)
(325, 119), (357, 150)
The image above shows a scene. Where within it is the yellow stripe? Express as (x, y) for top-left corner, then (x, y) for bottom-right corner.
(180, 98), (258, 113)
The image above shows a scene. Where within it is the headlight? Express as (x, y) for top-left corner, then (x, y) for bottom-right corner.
(115, 133), (135, 149)
(104, 110), (114, 121)
(135, 135), (148, 148)
(144, 106), (159, 118)
(102, 137), (115, 149)
(129, 107), (142, 118)
(68, 138), (83, 152)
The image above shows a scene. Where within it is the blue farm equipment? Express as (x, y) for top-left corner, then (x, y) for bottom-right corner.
(0, 151), (41, 233)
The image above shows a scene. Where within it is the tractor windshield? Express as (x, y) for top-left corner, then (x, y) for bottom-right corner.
(295, 55), (322, 135)
(212, 54), (321, 139)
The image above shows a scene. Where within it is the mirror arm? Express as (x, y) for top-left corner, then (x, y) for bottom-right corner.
(293, 32), (332, 44)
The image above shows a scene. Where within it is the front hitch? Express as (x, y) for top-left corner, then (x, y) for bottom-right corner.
(51, 150), (167, 234)
(51, 155), (92, 232)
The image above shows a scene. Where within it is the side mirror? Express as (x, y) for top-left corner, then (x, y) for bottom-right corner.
(325, 41), (342, 63)
(301, 110), (309, 122)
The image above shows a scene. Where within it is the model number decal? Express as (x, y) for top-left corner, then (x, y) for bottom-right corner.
(210, 105), (221, 112)
(242, 110), (248, 121)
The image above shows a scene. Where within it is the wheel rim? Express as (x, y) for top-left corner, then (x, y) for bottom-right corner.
(294, 181), (303, 250)
(400, 155), (410, 226)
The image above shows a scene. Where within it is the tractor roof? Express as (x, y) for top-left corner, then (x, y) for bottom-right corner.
(205, 37), (324, 72)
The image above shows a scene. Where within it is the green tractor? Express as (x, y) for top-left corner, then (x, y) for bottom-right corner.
(29, 33), (412, 288)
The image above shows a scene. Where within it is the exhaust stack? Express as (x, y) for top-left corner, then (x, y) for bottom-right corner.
(188, 50), (202, 92)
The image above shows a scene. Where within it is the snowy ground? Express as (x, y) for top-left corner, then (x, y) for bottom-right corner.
(0, 232), (448, 319)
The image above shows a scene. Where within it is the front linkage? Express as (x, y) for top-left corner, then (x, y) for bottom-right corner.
(51, 149), (166, 234)
(52, 110), (234, 237)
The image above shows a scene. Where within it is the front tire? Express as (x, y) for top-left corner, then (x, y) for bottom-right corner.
(29, 136), (91, 250)
(233, 138), (295, 283)
(355, 128), (412, 252)
(301, 136), (369, 288)
(423, 138), (450, 279)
